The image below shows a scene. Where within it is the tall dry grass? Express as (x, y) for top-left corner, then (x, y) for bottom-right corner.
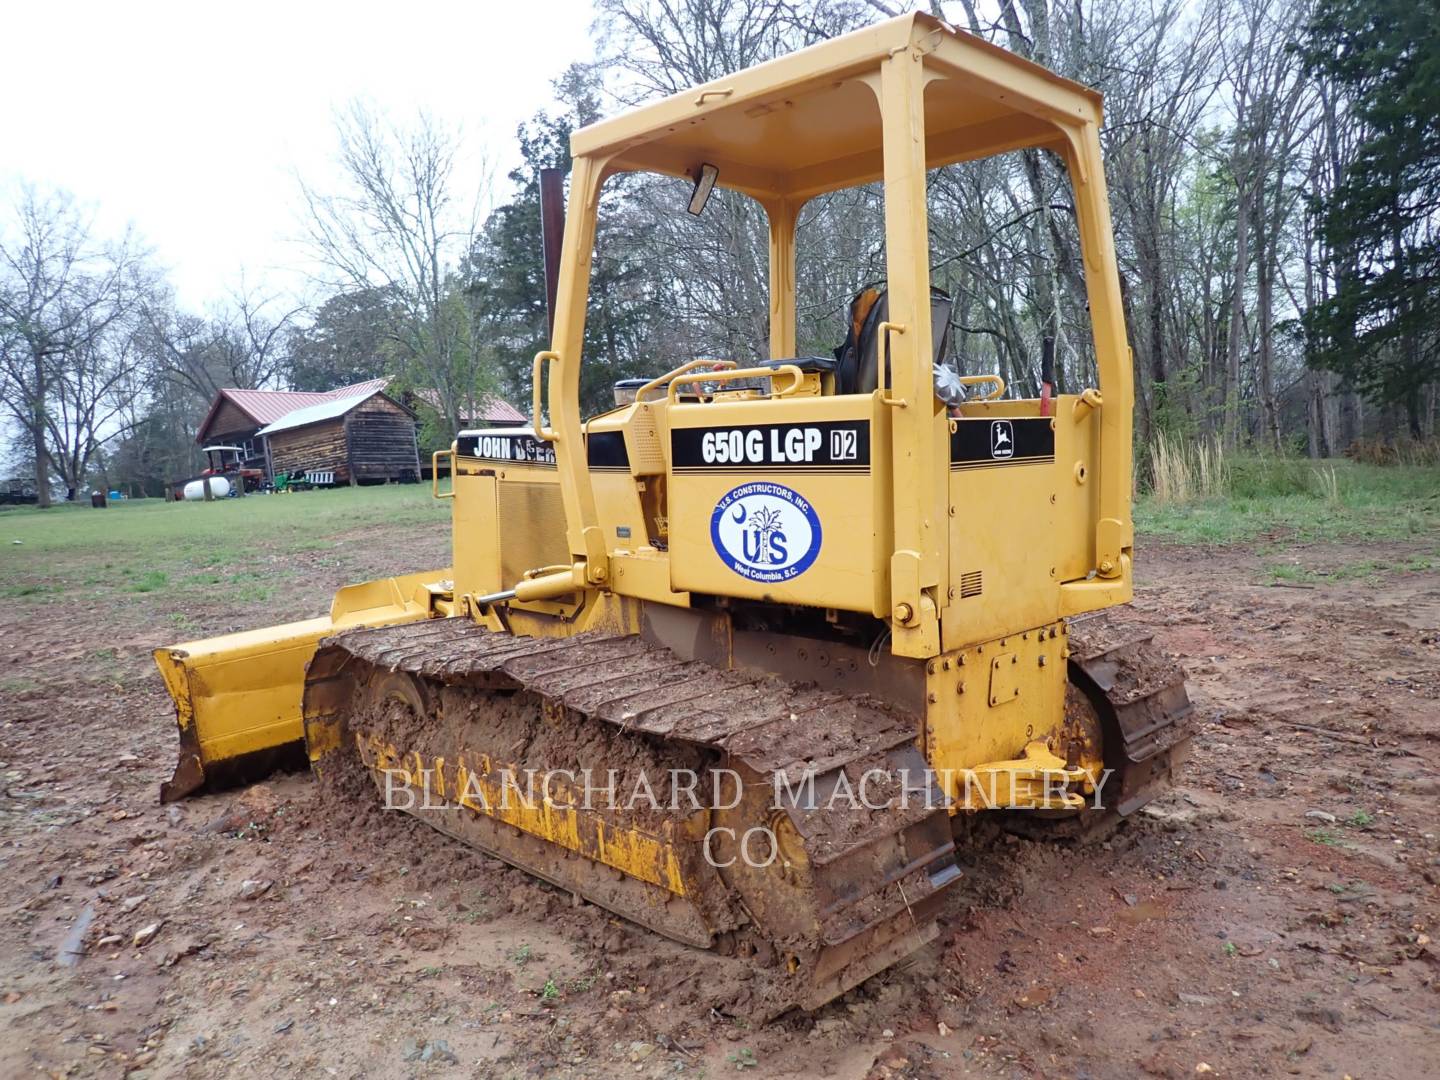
(1149, 432), (1229, 504)
(1349, 436), (1440, 467)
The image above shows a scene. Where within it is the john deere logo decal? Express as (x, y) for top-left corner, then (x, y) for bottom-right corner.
(711, 482), (822, 584)
(990, 420), (1014, 460)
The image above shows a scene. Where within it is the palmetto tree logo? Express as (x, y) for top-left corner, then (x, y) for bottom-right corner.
(739, 505), (785, 564)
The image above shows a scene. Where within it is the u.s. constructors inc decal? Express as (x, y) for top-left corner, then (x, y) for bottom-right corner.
(711, 482), (822, 583)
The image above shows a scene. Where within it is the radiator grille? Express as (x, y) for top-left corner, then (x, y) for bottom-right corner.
(628, 409), (666, 474)
(499, 481), (569, 588)
(959, 570), (983, 598)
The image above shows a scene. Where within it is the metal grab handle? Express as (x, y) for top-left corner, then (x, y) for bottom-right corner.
(666, 364), (805, 402)
(636, 359), (737, 404)
(959, 374), (1006, 401)
(876, 321), (907, 407)
(431, 449), (455, 500)
(531, 351), (559, 442)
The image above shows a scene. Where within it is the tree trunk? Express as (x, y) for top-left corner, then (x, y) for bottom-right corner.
(1337, 390), (1360, 449)
(1307, 370), (1332, 459)
(1224, 178), (1251, 451)
(1256, 237), (1280, 452)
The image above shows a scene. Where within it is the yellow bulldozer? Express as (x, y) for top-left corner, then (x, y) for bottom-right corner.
(156, 12), (1191, 1014)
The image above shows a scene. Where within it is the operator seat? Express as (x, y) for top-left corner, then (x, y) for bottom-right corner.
(838, 286), (954, 395)
(755, 286), (954, 395)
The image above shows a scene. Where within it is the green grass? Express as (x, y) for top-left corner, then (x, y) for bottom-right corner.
(125, 569), (170, 593)
(1262, 563), (1325, 585)
(0, 485), (447, 609)
(1136, 459), (1440, 545)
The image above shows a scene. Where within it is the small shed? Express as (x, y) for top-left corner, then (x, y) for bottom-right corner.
(194, 379), (391, 474)
(258, 386), (421, 486)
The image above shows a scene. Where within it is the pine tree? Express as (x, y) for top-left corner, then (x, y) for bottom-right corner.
(469, 66), (653, 415)
(1301, 0), (1440, 436)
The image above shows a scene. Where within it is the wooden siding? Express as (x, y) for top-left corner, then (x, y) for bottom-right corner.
(347, 399), (420, 480)
(266, 394), (419, 483)
(268, 418), (350, 479)
(203, 398), (260, 443)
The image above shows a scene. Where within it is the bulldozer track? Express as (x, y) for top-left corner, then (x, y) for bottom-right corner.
(1068, 615), (1194, 816)
(300, 610), (1191, 1014)
(304, 617), (962, 1016)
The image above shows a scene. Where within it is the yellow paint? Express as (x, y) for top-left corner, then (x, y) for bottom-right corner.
(361, 734), (690, 895)
(922, 622), (1080, 809)
(154, 570), (451, 783)
(951, 740), (1087, 813)
(528, 11), (1133, 632)
(450, 12), (1132, 656)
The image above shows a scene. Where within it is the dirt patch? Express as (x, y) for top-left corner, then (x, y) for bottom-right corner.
(1, 533), (1436, 1077)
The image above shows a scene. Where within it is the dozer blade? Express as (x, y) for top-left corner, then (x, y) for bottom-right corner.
(155, 569), (451, 802)
(302, 618), (963, 1016)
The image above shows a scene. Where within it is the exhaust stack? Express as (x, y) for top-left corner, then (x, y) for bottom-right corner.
(539, 167), (565, 338)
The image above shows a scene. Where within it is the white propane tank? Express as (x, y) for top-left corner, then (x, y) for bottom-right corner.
(183, 476), (231, 501)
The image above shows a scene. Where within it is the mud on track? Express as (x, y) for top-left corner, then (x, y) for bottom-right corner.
(1, 529), (1436, 1078)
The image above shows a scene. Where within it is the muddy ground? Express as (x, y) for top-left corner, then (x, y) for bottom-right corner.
(1, 522), (1436, 1078)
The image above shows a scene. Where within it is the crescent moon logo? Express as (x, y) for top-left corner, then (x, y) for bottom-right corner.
(731, 505), (747, 524)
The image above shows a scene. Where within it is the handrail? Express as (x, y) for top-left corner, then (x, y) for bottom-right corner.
(635, 359), (737, 403)
(431, 449), (455, 499)
(876, 321), (907, 407)
(666, 364), (805, 402)
(531, 351), (559, 442)
(958, 374), (1006, 401)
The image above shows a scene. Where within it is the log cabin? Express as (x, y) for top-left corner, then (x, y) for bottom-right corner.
(193, 379), (390, 475)
(258, 385), (421, 486)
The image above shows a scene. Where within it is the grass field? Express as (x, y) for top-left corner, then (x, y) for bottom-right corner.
(1135, 459), (1440, 544)
(0, 484), (448, 614)
(3, 460), (1433, 610)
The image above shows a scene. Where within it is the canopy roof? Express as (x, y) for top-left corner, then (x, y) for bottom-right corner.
(196, 378), (390, 443)
(257, 386), (414, 437)
(571, 12), (1102, 203)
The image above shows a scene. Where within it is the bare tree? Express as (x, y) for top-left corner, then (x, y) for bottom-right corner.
(298, 103), (491, 437)
(144, 283), (301, 405)
(0, 186), (150, 505)
(594, 0), (870, 102)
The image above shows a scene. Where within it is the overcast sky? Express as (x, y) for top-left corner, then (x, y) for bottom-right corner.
(0, 0), (598, 310)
